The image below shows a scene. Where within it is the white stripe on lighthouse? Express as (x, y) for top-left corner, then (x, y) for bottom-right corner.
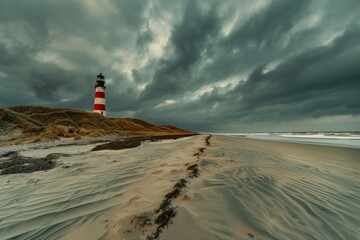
(95, 87), (105, 92)
(93, 110), (106, 115)
(94, 98), (105, 104)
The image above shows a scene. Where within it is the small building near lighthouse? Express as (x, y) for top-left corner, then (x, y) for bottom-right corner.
(93, 73), (106, 116)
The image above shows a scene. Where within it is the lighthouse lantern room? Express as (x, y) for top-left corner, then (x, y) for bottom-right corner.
(93, 73), (106, 116)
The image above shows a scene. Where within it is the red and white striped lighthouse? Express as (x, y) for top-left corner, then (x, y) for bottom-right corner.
(93, 73), (106, 116)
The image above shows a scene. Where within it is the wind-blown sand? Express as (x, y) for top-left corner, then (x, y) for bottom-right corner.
(0, 135), (359, 239)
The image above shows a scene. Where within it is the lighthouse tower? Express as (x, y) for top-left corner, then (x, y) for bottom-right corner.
(93, 73), (106, 116)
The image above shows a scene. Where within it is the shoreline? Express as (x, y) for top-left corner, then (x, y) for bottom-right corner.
(211, 133), (360, 150)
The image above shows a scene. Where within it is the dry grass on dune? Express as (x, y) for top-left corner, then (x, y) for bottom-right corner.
(0, 106), (194, 144)
(0, 108), (42, 133)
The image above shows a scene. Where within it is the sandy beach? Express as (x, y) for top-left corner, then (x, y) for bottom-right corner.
(0, 135), (359, 240)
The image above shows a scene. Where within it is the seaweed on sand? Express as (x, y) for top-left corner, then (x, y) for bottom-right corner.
(205, 135), (212, 146)
(165, 188), (181, 200)
(173, 178), (187, 189)
(155, 199), (172, 214)
(147, 207), (177, 240)
(0, 152), (68, 174)
(131, 214), (153, 229)
(92, 134), (197, 151)
(187, 164), (200, 178)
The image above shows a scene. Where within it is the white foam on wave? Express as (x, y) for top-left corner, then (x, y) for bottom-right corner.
(279, 132), (360, 139)
(213, 132), (360, 149)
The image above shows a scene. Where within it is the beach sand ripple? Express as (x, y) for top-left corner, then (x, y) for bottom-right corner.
(162, 136), (360, 240)
(1, 135), (359, 239)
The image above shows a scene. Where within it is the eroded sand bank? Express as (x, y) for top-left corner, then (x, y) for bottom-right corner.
(0, 135), (359, 239)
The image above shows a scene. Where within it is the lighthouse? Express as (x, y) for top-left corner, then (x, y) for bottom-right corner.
(93, 73), (106, 116)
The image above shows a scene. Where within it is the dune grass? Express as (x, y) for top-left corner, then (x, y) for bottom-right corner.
(0, 106), (194, 144)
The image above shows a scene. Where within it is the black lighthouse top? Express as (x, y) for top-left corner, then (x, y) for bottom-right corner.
(95, 73), (106, 88)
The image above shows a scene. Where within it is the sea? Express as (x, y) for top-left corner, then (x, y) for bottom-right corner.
(211, 131), (360, 149)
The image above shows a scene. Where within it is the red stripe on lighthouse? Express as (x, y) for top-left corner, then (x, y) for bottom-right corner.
(95, 92), (105, 98)
(94, 104), (106, 110)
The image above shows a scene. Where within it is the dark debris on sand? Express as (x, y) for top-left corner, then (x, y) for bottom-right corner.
(129, 135), (206, 240)
(145, 163), (200, 239)
(131, 214), (153, 229)
(194, 147), (206, 157)
(187, 164), (200, 178)
(164, 188), (181, 200)
(0, 152), (69, 175)
(91, 139), (142, 151)
(155, 199), (172, 214)
(205, 135), (212, 146)
(145, 176), (190, 239)
(147, 203), (177, 240)
(173, 178), (187, 189)
(92, 134), (197, 151)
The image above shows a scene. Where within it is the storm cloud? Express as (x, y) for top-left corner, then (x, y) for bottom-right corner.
(0, 0), (359, 132)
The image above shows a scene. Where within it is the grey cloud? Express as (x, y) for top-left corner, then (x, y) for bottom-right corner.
(0, 0), (359, 132)
(224, 0), (313, 48)
(136, 27), (153, 50)
(140, 0), (221, 101)
(236, 26), (360, 109)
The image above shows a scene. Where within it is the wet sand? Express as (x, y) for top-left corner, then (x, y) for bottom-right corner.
(0, 135), (359, 239)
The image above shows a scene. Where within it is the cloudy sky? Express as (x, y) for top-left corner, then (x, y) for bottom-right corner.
(0, 0), (359, 132)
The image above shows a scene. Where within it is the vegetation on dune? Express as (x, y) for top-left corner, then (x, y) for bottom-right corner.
(0, 106), (194, 144)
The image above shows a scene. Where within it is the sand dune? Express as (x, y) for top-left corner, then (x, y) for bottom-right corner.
(0, 106), (193, 146)
(0, 135), (359, 239)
